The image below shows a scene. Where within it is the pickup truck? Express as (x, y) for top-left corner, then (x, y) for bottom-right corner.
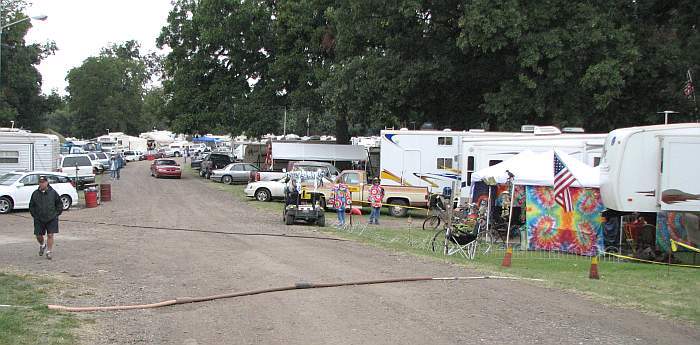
(304, 170), (429, 217)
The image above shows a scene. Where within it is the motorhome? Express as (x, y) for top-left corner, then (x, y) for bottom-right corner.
(379, 127), (557, 195)
(600, 123), (700, 213)
(0, 129), (60, 174)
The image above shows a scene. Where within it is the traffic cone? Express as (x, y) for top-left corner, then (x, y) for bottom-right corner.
(589, 256), (600, 279)
(501, 246), (513, 267)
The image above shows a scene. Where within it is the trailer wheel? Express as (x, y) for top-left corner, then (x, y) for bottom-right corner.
(0, 196), (13, 214)
(389, 199), (409, 217)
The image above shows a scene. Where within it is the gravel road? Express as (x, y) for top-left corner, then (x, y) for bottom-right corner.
(1, 160), (698, 344)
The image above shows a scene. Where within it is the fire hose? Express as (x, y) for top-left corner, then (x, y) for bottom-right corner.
(47, 275), (542, 312)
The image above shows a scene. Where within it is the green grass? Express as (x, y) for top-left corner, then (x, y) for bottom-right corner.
(187, 164), (700, 324)
(0, 273), (79, 345)
(317, 223), (700, 324)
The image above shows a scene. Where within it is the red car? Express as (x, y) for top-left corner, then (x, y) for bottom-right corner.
(150, 159), (181, 178)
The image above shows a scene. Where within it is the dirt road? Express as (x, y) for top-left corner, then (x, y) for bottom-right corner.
(1, 160), (698, 344)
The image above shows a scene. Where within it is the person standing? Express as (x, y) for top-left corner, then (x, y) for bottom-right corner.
(330, 182), (351, 226)
(109, 156), (118, 180)
(367, 178), (384, 225)
(29, 176), (63, 260)
(115, 153), (125, 180)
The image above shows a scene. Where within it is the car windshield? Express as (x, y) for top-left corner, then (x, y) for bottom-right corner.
(0, 173), (21, 185)
(156, 160), (177, 166)
(96, 153), (107, 159)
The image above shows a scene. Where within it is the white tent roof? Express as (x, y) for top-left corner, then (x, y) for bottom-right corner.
(271, 142), (368, 161)
(472, 149), (600, 187)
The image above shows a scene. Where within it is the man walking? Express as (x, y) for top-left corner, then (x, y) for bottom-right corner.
(29, 175), (63, 260)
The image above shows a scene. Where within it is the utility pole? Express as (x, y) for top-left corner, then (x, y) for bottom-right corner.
(283, 107), (287, 136)
(306, 113), (310, 137)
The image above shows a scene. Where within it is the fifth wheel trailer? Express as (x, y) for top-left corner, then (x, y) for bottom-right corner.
(0, 129), (60, 175)
(600, 123), (700, 213)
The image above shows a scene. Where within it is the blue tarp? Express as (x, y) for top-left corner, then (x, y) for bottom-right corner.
(192, 136), (221, 143)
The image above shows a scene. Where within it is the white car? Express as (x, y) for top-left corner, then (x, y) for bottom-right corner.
(123, 150), (142, 162)
(244, 178), (287, 202)
(0, 171), (79, 214)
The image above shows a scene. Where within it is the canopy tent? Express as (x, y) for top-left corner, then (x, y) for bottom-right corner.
(270, 142), (368, 161)
(192, 136), (222, 143)
(471, 149), (605, 256)
(471, 149), (600, 188)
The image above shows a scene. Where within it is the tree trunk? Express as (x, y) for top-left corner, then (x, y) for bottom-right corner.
(335, 107), (350, 144)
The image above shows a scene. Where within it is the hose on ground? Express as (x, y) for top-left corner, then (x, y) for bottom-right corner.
(48, 275), (542, 312)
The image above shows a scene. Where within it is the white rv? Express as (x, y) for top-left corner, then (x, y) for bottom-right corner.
(600, 123), (700, 213)
(0, 129), (60, 174)
(379, 127), (562, 195)
(461, 134), (606, 187)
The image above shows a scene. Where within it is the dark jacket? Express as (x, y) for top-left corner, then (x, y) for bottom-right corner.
(29, 185), (63, 223)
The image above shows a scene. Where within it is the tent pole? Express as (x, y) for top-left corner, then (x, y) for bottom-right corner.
(486, 186), (492, 236)
(505, 182), (516, 249)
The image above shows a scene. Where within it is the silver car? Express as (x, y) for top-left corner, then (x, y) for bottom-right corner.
(210, 163), (259, 184)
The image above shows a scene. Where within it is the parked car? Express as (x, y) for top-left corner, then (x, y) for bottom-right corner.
(123, 150), (143, 162)
(190, 154), (205, 169)
(0, 171), (79, 214)
(252, 161), (341, 182)
(58, 154), (96, 185)
(244, 178), (289, 202)
(210, 163), (259, 184)
(150, 159), (181, 178)
(199, 153), (233, 179)
(87, 152), (109, 173)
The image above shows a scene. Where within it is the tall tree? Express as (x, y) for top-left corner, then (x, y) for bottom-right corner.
(65, 41), (150, 138)
(0, 0), (57, 130)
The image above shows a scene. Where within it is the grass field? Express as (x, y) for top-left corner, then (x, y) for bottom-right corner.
(188, 165), (700, 324)
(0, 273), (79, 345)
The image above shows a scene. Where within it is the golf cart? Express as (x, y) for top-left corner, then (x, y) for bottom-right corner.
(283, 186), (325, 226)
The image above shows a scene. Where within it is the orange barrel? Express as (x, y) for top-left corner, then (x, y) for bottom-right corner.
(85, 190), (98, 208)
(100, 184), (112, 202)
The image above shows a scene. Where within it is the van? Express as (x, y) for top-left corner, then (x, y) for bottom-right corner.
(58, 154), (96, 185)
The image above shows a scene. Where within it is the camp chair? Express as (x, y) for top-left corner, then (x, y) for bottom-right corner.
(432, 224), (479, 259)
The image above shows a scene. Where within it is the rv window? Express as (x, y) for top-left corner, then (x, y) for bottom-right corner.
(437, 137), (453, 146)
(0, 150), (19, 164)
(467, 172), (473, 186)
(437, 158), (453, 169)
(467, 156), (474, 171)
(488, 160), (502, 166)
(593, 157), (601, 167)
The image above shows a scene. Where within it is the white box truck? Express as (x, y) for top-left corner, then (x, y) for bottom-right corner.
(0, 129), (60, 175)
(600, 123), (700, 213)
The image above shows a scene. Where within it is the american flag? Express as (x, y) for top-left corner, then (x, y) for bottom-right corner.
(553, 153), (577, 212)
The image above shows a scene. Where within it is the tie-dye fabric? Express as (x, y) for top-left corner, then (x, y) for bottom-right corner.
(525, 186), (604, 256)
(656, 211), (700, 253)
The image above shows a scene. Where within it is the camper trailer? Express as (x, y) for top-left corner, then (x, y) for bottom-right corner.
(461, 134), (606, 187)
(600, 123), (700, 213)
(379, 127), (562, 195)
(0, 129), (60, 174)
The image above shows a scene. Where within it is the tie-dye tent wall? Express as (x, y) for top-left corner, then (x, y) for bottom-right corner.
(471, 150), (604, 255)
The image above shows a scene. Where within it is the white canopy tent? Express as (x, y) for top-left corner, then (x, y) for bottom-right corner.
(471, 149), (600, 188)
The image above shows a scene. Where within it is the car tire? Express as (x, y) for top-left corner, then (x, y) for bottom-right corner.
(222, 175), (233, 184)
(389, 199), (409, 217)
(255, 188), (271, 202)
(60, 195), (72, 211)
(175, 152), (181, 157)
(0, 196), (13, 214)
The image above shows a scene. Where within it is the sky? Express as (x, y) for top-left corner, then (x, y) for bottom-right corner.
(24, 0), (173, 95)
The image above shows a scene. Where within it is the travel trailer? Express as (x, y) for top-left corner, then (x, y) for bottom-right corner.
(600, 123), (700, 213)
(0, 129), (60, 174)
(379, 127), (561, 195)
(461, 134), (606, 188)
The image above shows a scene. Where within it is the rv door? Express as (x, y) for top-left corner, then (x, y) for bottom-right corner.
(658, 135), (700, 212)
(402, 150), (421, 186)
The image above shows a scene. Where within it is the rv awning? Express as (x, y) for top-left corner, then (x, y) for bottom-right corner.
(271, 142), (368, 161)
(472, 149), (600, 187)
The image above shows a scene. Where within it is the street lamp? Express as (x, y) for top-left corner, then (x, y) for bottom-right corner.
(0, 11), (48, 87)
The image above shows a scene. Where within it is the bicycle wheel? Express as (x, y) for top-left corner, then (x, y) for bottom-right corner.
(431, 229), (445, 253)
(423, 216), (441, 231)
